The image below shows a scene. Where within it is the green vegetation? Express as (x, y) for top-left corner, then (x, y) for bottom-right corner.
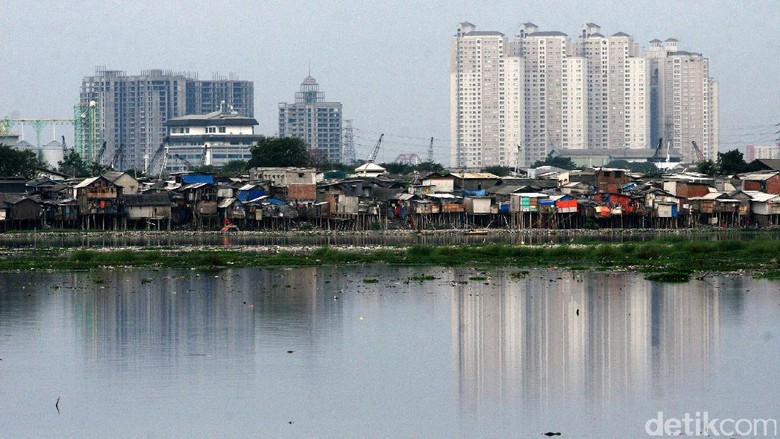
(408, 274), (436, 281)
(248, 137), (311, 168)
(531, 154), (578, 170)
(1, 240), (779, 280)
(717, 149), (747, 175)
(0, 143), (38, 178)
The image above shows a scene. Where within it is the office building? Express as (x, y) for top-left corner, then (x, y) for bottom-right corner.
(278, 76), (343, 164)
(78, 67), (254, 172)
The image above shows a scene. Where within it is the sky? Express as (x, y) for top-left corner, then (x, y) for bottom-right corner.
(2, 0), (778, 164)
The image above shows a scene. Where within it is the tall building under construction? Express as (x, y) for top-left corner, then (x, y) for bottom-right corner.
(77, 67), (254, 171)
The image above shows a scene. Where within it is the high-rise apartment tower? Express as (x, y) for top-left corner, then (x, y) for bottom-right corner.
(278, 76), (343, 164)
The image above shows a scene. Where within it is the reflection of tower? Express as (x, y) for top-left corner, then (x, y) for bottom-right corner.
(451, 270), (720, 426)
(252, 267), (345, 350)
(74, 100), (100, 162)
(652, 280), (719, 392)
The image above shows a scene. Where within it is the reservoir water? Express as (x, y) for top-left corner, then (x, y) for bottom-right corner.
(1, 266), (778, 437)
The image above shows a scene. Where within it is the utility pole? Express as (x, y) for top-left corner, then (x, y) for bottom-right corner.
(342, 120), (356, 164)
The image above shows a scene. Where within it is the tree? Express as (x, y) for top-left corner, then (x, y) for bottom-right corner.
(0, 144), (38, 179)
(717, 149), (746, 175)
(415, 161), (445, 174)
(531, 155), (578, 170)
(480, 165), (513, 177)
(696, 160), (717, 176)
(220, 160), (248, 176)
(380, 162), (412, 175)
(248, 137), (310, 168)
(58, 149), (91, 177)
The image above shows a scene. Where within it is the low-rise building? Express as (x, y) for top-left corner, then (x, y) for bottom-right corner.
(164, 107), (264, 173)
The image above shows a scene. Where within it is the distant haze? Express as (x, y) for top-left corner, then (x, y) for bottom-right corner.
(2, 0), (778, 164)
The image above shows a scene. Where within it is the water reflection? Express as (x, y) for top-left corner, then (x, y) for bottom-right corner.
(1, 266), (776, 437)
(451, 270), (720, 433)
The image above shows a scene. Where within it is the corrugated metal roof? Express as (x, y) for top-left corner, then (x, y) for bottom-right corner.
(450, 172), (499, 179)
(73, 176), (102, 189)
(180, 183), (209, 190)
(511, 192), (549, 198)
(218, 197), (237, 208)
(741, 172), (779, 181)
(744, 191), (780, 202)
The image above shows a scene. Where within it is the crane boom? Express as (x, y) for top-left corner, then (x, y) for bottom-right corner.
(95, 141), (107, 164)
(367, 133), (384, 162)
(691, 141), (705, 162)
(174, 153), (195, 171)
(652, 137), (663, 159)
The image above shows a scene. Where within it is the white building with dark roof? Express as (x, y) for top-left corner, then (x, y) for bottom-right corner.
(163, 106), (263, 173)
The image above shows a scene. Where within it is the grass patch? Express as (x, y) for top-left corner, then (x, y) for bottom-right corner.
(408, 275), (436, 281)
(644, 271), (692, 283)
(2, 238), (780, 273)
(362, 278), (379, 284)
(510, 270), (530, 279)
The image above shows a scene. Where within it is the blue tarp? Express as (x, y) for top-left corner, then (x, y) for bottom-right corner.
(237, 188), (265, 201)
(462, 189), (487, 197)
(181, 174), (215, 185)
(266, 197), (285, 205)
(538, 199), (555, 206)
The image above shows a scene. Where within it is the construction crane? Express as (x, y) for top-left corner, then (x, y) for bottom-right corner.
(111, 144), (125, 170)
(146, 143), (166, 176)
(367, 133), (384, 163)
(95, 141), (108, 165)
(651, 137), (664, 160)
(691, 141), (705, 162)
(174, 153), (195, 171)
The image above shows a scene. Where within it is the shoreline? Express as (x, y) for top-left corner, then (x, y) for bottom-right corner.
(1, 226), (776, 239)
(1, 236), (779, 282)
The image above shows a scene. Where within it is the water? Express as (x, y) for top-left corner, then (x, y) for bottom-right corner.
(1, 267), (778, 437)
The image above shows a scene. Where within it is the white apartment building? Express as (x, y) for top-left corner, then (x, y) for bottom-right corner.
(574, 24), (648, 150)
(450, 22), (717, 167)
(518, 23), (587, 165)
(450, 22), (523, 169)
(646, 39), (719, 162)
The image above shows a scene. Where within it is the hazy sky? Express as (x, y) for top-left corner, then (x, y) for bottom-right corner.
(2, 0), (778, 164)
